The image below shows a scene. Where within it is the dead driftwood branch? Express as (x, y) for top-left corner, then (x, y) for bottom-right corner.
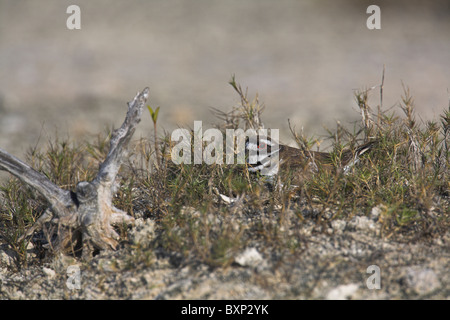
(0, 87), (149, 259)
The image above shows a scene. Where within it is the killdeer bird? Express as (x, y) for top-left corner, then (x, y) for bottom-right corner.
(245, 135), (377, 181)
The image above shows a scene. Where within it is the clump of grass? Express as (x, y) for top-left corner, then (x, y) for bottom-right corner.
(294, 84), (449, 239)
(0, 178), (43, 268)
(212, 74), (265, 131)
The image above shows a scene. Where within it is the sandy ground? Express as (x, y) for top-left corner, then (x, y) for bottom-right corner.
(1, 214), (449, 299)
(0, 1), (449, 300)
(0, 0), (449, 162)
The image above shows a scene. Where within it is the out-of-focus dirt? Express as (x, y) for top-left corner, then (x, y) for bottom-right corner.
(0, 0), (449, 160)
(1, 213), (449, 299)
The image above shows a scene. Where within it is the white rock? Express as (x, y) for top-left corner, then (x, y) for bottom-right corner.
(370, 205), (383, 220)
(234, 248), (263, 268)
(349, 216), (379, 235)
(331, 219), (346, 234)
(405, 267), (440, 295)
(326, 283), (359, 300)
(42, 267), (56, 279)
(219, 193), (237, 204)
(0, 249), (16, 268)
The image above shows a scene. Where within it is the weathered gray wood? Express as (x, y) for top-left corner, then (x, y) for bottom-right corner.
(0, 87), (149, 259)
(0, 148), (75, 218)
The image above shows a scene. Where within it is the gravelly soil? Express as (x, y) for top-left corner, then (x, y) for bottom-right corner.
(1, 207), (448, 300)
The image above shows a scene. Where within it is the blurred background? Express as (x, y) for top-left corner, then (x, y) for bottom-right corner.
(0, 0), (449, 160)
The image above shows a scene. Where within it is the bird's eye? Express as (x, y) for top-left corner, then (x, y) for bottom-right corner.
(258, 142), (266, 149)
